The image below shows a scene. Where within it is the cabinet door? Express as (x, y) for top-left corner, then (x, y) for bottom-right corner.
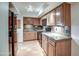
(55, 3), (71, 26)
(23, 32), (37, 41)
(55, 5), (64, 26)
(47, 10), (56, 25)
(42, 19), (47, 26)
(33, 19), (40, 25)
(50, 10), (56, 25)
(63, 3), (71, 26)
(48, 43), (55, 56)
(38, 32), (42, 46)
(24, 18), (34, 25)
(24, 19), (30, 25)
(56, 39), (71, 56)
(27, 19), (34, 25)
(42, 35), (48, 55)
(40, 19), (42, 25)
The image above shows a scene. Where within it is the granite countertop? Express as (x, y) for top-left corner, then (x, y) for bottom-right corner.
(42, 32), (71, 41)
(24, 29), (36, 32)
(24, 28), (44, 32)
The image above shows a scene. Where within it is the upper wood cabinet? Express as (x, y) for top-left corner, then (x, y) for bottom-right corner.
(42, 19), (47, 26)
(40, 19), (42, 25)
(55, 3), (71, 26)
(33, 18), (40, 25)
(40, 15), (47, 25)
(55, 5), (63, 26)
(41, 3), (71, 26)
(23, 17), (34, 25)
(47, 10), (56, 25)
(63, 3), (71, 26)
(23, 17), (40, 25)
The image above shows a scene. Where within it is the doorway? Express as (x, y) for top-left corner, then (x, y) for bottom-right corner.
(8, 11), (17, 56)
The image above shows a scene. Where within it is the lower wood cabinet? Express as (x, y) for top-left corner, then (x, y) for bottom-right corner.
(23, 32), (37, 41)
(42, 35), (48, 55)
(47, 39), (71, 56)
(55, 39), (71, 56)
(47, 42), (55, 56)
(37, 32), (42, 47)
(47, 39), (55, 56)
(42, 34), (71, 56)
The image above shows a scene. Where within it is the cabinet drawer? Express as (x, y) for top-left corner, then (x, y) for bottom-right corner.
(48, 39), (55, 46)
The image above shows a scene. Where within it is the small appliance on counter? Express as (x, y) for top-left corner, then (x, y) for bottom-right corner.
(42, 26), (52, 32)
(64, 26), (71, 36)
(34, 25), (43, 30)
(45, 26), (51, 32)
(42, 26), (46, 31)
(53, 26), (65, 34)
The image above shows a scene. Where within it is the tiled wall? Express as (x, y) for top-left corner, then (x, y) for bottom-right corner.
(51, 26), (71, 36)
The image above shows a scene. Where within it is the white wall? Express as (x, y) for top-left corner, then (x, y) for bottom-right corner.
(17, 15), (23, 48)
(71, 3), (79, 56)
(0, 2), (9, 55)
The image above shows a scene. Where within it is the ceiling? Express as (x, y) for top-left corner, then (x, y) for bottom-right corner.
(10, 2), (63, 18)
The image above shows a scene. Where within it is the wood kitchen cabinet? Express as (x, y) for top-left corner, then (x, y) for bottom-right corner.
(41, 3), (71, 26)
(42, 34), (71, 56)
(42, 34), (55, 56)
(55, 5), (63, 26)
(23, 32), (37, 41)
(33, 18), (40, 25)
(42, 35), (48, 55)
(47, 38), (71, 56)
(40, 19), (42, 25)
(47, 10), (56, 25)
(47, 40), (55, 56)
(55, 39), (71, 56)
(55, 3), (71, 26)
(63, 3), (71, 26)
(23, 17), (40, 25)
(23, 17), (34, 25)
(37, 32), (42, 46)
(42, 19), (47, 26)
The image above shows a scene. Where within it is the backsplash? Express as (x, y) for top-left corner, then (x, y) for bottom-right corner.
(51, 26), (71, 36)
(53, 26), (64, 34)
